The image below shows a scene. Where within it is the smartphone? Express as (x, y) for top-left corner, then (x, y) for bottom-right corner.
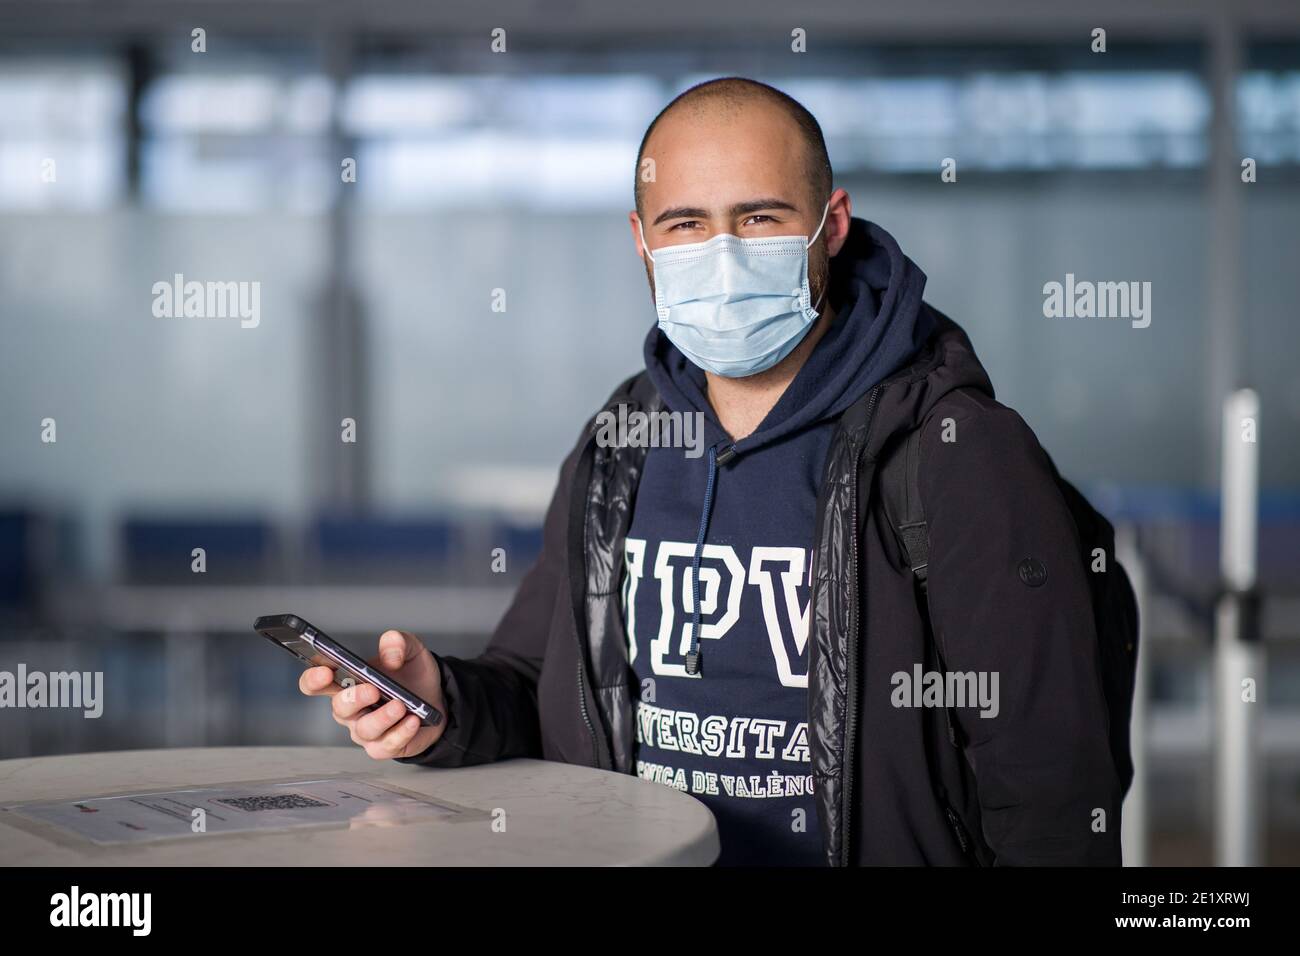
(254, 613), (442, 727)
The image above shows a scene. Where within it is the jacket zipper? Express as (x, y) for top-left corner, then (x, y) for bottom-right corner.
(944, 805), (972, 856)
(839, 383), (881, 866)
(576, 655), (602, 769)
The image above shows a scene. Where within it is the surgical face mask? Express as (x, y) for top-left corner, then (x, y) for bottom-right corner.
(639, 202), (830, 378)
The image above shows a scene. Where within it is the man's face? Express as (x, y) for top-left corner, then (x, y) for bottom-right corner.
(630, 100), (847, 309)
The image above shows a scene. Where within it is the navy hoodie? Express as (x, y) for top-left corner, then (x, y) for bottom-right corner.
(624, 219), (936, 865)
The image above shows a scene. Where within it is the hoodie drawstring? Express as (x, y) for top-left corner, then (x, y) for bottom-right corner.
(686, 441), (736, 675)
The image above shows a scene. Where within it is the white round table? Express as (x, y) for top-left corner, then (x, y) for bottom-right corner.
(0, 747), (719, 866)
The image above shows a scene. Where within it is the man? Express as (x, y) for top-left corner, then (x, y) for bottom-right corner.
(300, 77), (1123, 866)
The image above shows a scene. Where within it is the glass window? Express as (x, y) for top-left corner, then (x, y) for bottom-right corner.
(0, 58), (125, 209)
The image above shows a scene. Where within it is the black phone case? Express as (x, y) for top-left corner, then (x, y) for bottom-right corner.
(254, 613), (442, 727)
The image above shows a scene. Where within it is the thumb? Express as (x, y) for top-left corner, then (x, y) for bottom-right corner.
(376, 630), (423, 671)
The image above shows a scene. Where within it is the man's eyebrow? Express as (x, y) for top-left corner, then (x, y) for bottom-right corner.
(729, 198), (800, 217)
(650, 198), (800, 227)
(651, 206), (710, 226)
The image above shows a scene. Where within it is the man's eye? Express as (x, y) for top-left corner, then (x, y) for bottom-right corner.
(744, 215), (775, 226)
(669, 220), (701, 231)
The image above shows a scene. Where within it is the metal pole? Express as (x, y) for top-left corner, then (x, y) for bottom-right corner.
(1213, 388), (1262, 866)
(1117, 524), (1148, 867)
(318, 32), (368, 511)
(1205, 11), (1243, 487)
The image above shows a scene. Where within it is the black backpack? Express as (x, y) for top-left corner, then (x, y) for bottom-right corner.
(877, 426), (1140, 797)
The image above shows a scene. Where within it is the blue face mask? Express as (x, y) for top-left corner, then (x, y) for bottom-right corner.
(640, 202), (830, 378)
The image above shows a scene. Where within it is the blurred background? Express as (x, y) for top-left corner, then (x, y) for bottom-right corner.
(0, 0), (1297, 864)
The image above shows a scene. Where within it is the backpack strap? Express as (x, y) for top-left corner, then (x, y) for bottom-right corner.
(878, 422), (983, 859)
(877, 424), (960, 754)
(878, 426), (929, 594)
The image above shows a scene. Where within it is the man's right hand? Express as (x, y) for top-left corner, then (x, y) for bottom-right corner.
(298, 629), (447, 760)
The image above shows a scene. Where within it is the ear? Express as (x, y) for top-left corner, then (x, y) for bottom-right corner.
(823, 189), (853, 257)
(629, 211), (651, 261)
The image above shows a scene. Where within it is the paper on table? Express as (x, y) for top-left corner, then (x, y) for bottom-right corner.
(5, 776), (460, 846)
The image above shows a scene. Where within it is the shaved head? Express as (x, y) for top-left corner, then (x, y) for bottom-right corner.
(634, 77), (833, 216)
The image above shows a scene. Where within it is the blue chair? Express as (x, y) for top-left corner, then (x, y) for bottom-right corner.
(0, 510), (39, 608)
(121, 516), (274, 583)
(496, 521), (545, 573)
(309, 514), (454, 582)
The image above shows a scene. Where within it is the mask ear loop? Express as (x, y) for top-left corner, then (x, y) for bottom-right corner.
(637, 216), (656, 265)
(807, 202), (831, 315)
(805, 201), (831, 249)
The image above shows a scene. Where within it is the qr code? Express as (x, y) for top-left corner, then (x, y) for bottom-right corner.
(215, 793), (332, 812)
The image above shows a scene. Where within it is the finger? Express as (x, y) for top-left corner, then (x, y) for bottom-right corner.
(376, 630), (422, 672)
(332, 682), (382, 721)
(353, 698), (408, 742)
(366, 714), (422, 760)
(300, 666), (340, 696)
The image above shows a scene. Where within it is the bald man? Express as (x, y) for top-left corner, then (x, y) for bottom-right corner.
(302, 78), (1126, 867)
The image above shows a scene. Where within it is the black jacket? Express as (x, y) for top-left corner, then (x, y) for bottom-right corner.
(400, 313), (1123, 866)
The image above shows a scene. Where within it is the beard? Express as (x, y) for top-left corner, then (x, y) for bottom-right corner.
(807, 236), (831, 312)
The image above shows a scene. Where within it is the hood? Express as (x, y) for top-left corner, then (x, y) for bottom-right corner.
(644, 217), (938, 454)
(859, 309), (998, 462)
